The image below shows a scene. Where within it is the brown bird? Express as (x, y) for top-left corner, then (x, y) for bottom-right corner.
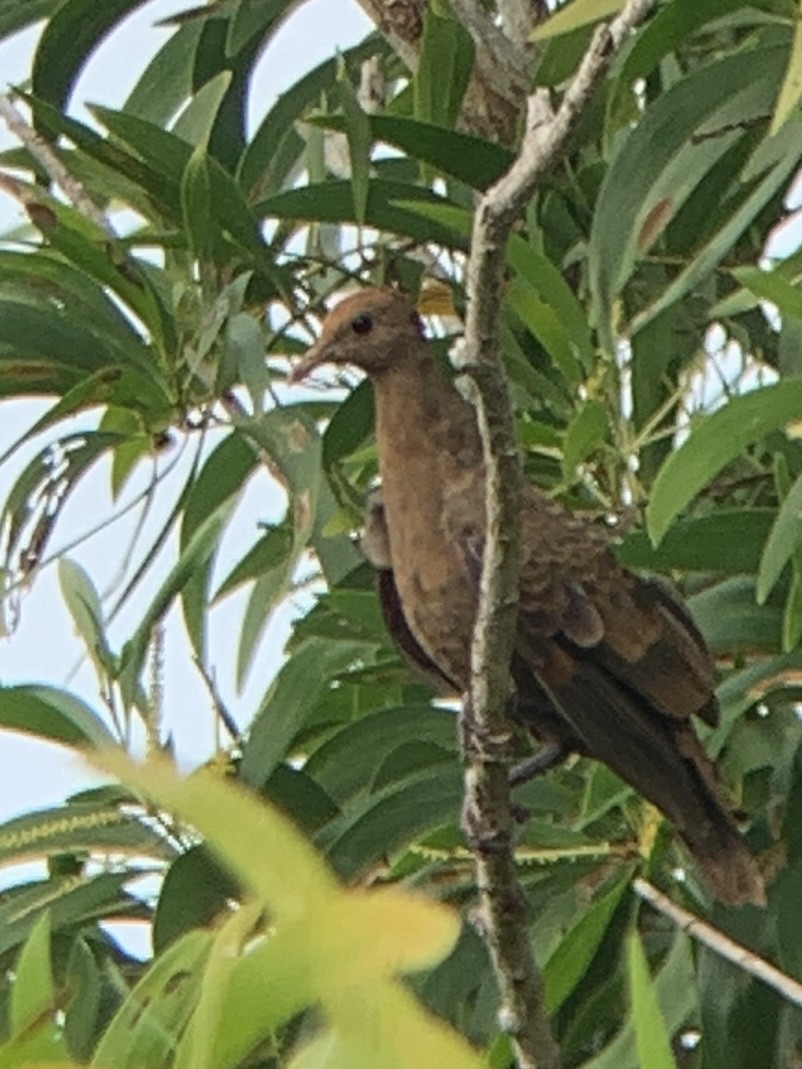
(360, 489), (458, 694)
(292, 287), (765, 907)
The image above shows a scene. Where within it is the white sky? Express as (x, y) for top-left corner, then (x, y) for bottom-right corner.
(0, 0), (371, 825)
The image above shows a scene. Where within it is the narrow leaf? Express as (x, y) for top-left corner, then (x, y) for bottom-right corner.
(414, 6), (474, 131)
(10, 914), (54, 1038)
(532, 0), (624, 40)
(771, 0), (802, 134)
(544, 871), (632, 1014)
(757, 469), (802, 602)
(647, 379), (802, 544)
(627, 932), (679, 1069)
(0, 684), (115, 748)
(338, 63), (371, 226)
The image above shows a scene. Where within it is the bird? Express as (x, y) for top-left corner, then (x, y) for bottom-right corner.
(359, 489), (458, 695)
(291, 286), (766, 907)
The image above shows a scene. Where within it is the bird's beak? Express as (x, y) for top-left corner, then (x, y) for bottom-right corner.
(288, 339), (330, 384)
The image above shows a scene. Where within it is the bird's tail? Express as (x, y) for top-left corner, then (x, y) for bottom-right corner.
(529, 646), (765, 907)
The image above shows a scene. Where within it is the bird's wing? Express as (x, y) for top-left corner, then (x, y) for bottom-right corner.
(514, 487), (719, 726)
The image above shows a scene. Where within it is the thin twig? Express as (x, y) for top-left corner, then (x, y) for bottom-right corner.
(0, 93), (116, 238)
(633, 878), (802, 1008)
(194, 657), (243, 747)
(453, 3), (658, 1067)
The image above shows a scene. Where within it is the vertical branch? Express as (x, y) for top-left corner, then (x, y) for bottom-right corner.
(452, 3), (658, 1067)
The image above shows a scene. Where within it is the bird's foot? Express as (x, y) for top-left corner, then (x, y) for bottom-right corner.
(509, 742), (569, 787)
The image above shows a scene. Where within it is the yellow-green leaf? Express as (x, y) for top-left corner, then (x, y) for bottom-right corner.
(10, 914), (55, 1038)
(770, 0), (802, 134)
(628, 932), (678, 1069)
(96, 753), (338, 923)
(532, 0), (624, 40)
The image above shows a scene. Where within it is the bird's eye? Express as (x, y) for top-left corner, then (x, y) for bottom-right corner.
(351, 313), (373, 335)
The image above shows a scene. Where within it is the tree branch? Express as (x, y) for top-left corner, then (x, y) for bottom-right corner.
(0, 93), (116, 238)
(354, 0), (529, 144)
(452, 3), (658, 1067)
(633, 878), (802, 1008)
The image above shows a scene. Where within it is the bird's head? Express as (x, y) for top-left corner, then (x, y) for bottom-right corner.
(289, 287), (425, 382)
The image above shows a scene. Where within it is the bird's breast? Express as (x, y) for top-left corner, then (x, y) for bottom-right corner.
(380, 479), (481, 688)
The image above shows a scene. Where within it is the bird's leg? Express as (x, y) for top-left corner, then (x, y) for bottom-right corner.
(509, 742), (569, 787)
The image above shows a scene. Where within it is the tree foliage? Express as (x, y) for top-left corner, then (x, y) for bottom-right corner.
(1, 0), (802, 1065)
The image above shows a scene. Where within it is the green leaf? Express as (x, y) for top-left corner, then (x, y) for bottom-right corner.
(173, 70), (233, 146)
(414, 5), (474, 131)
(0, 800), (176, 869)
(101, 406), (151, 500)
(0, 249), (152, 360)
(10, 913), (54, 1038)
(238, 35), (388, 198)
(91, 105), (282, 283)
(182, 145), (214, 259)
(322, 765), (463, 879)
(58, 558), (115, 677)
(180, 433), (258, 661)
(91, 929), (211, 1069)
(532, 0), (624, 40)
(0, 369), (155, 473)
(235, 563), (294, 689)
(120, 504), (230, 703)
(259, 179), (467, 249)
(396, 199), (594, 380)
(782, 566), (802, 649)
(214, 523), (294, 602)
(0, 872), (140, 960)
(732, 264), (802, 324)
(306, 706), (457, 803)
(64, 937), (101, 1062)
(627, 932), (679, 1069)
(688, 577), (782, 653)
(630, 121), (802, 337)
(605, 0), (780, 141)
(154, 847), (239, 953)
(338, 63), (371, 226)
(100, 752), (343, 922)
(562, 400), (609, 482)
(0, 684), (115, 748)
(618, 510), (774, 575)
(590, 44), (789, 347)
(506, 235), (595, 371)
(771, 0), (802, 133)
(124, 20), (206, 124)
(32, 0), (145, 110)
(308, 112), (513, 191)
(582, 934), (695, 1069)
(506, 276), (583, 384)
(240, 636), (377, 786)
(0, 0), (56, 38)
(226, 0), (289, 55)
(322, 379), (375, 470)
(757, 469), (802, 602)
(646, 379), (802, 544)
(544, 870), (632, 1014)
(223, 311), (271, 408)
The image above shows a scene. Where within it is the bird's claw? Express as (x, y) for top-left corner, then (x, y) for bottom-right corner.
(509, 742), (568, 787)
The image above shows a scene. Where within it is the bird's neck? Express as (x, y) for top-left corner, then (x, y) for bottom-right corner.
(372, 357), (483, 484)
(370, 353), (485, 685)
